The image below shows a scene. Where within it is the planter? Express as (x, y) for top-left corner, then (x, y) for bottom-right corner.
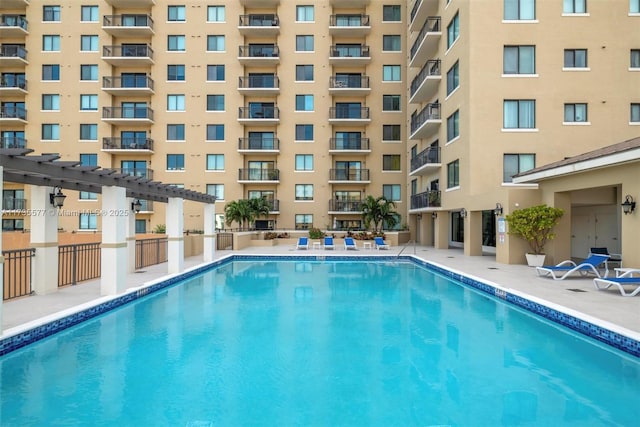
(525, 253), (546, 267)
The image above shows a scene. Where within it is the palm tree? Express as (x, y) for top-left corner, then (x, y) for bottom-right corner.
(361, 195), (398, 233)
(248, 196), (271, 224)
(224, 199), (253, 230)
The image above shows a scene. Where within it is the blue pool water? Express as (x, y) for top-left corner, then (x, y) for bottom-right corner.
(1, 260), (639, 426)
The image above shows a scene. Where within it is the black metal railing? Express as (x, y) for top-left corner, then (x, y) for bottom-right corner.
(329, 137), (369, 150)
(0, 45), (27, 60)
(102, 106), (154, 120)
(238, 106), (279, 119)
(238, 45), (279, 58)
(410, 17), (441, 60)
(329, 107), (370, 120)
(0, 105), (26, 120)
(103, 14), (154, 28)
(330, 45), (370, 58)
(2, 248), (34, 300)
(411, 147), (441, 171)
(102, 44), (154, 59)
(410, 59), (441, 97)
(329, 169), (370, 181)
(329, 14), (370, 27)
(1, 136), (26, 149)
(411, 190), (441, 209)
(410, 0), (423, 24)
(238, 137), (279, 150)
(103, 137), (154, 150)
(136, 237), (167, 269)
(411, 103), (441, 134)
(58, 243), (101, 287)
(330, 75), (369, 89)
(329, 200), (363, 212)
(238, 169), (280, 181)
(137, 199), (153, 212)
(216, 232), (233, 250)
(239, 14), (279, 27)
(238, 75), (279, 89)
(0, 77), (27, 90)
(3, 197), (27, 210)
(241, 198), (279, 211)
(114, 167), (153, 179)
(0, 15), (28, 30)
(102, 75), (154, 90)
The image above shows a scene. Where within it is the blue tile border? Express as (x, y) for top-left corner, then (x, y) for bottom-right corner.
(1, 254), (638, 358)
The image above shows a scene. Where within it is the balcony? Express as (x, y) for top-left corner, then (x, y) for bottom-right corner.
(238, 137), (280, 154)
(1, 0), (29, 8)
(329, 199), (363, 214)
(0, 15), (28, 36)
(0, 105), (26, 123)
(330, 45), (371, 65)
(329, 76), (370, 97)
(102, 137), (154, 153)
(410, 0), (439, 32)
(238, 107), (280, 125)
(409, 17), (441, 68)
(329, 15), (370, 36)
(410, 147), (441, 176)
(238, 75), (279, 96)
(238, 168), (280, 183)
(409, 59), (441, 104)
(105, 0), (155, 7)
(329, 107), (370, 125)
(329, 169), (370, 183)
(243, 198), (280, 213)
(410, 103), (441, 140)
(330, 0), (369, 8)
(102, 15), (154, 37)
(102, 107), (154, 125)
(114, 167), (153, 180)
(0, 45), (27, 66)
(2, 197), (27, 211)
(410, 190), (441, 210)
(329, 137), (370, 155)
(238, 14), (279, 36)
(102, 76), (154, 96)
(239, 0), (279, 6)
(0, 76), (27, 95)
(1, 136), (26, 149)
(238, 45), (279, 65)
(102, 45), (154, 66)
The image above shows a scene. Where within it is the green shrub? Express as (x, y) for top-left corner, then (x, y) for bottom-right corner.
(308, 227), (325, 239)
(505, 205), (564, 255)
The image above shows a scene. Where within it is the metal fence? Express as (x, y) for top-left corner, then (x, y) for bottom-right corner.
(217, 233), (234, 250)
(58, 243), (101, 287)
(2, 248), (35, 300)
(136, 237), (168, 269)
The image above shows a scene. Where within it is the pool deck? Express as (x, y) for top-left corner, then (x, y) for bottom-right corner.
(2, 245), (639, 341)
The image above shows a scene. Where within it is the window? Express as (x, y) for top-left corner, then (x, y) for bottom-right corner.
(383, 65), (401, 81)
(80, 64), (98, 81)
(447, 13), (459, 49)
(207, 65), (225, 81)
(383, 95), (401, 111)
(207, 6), (225, 22)
(631, 104), (640, 122)
(79, 154), (98, 199)
(167, 95), (185, 111)
(206, 154), (224, 171)
(504, 0), (536, 20)
(296, 6), (314, 21)
(207, 35), (225, 51)
(206, 124), (224, 140)
(167, 154), (185, 170)
(383, 124), (401, 141)
(42, 65), (60, 81)
(295, 214), (313, 230)
(383, 5), (401, 22)
(296, 35), (314, 52)
(168, 35), (185, 51)
(383, 184), (401, 201)
(167, 124), (185, 140)
(563, 0), (586, 13)
(296, 65), (314, 81)
(504, 46), (536, 74)
(42, 94), (60, 111)
(206, 184), (224, 200)
(296, 124), (314, 141)
(207, 95), (224, 111)
(295, 154), (313, 171)
(43, 5), (61, 22)
(295, 185), (313, 201)
(168, 6), (186, 22)
(42, 124), (60, 140)
(295, 95), (314, 111)
(383, 35), (401, 52)
(80, 94), (98, 111)
(447, 110), (460, 141)
(80, 124), (97, 140)
(383, 155), (401, 171)
(630, 50), (640, 68)
(447, 61), (460, 95)
(43, 35), (60, 51)
(81, 6), (98, 22)
(447, 160), (460, 188)
(167, 65), (185, 81)
(564, 103), (588, 123)
(80, 35), (98, 52)
(79, 214), (97, 230)
(564, 49), (587, 68)
(632, 0), (640, 13)
(503, 100), (536, 129)
(503, 154), (535, 183)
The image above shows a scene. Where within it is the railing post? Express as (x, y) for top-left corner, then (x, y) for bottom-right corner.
(71, 244), (77, 285)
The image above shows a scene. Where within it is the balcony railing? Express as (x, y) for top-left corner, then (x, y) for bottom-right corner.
(238, 75), (279, 89)
(411, 147), (441, 171)
(103, 137), (153, 150)
(243, 198), (280, 212)
(102, 44), (153, 59)
(0, 105), (26, 120)
(410, 17), (441, 60)
(0, 76), (26, 90)
(329, 137), (370, 150)
(329, 169), (370, 181)
(411, 190), (441, 209)
(0, 45), (27, 60)
(103, 14), (154, 29)
(0, 136), (26, 149)
(238, 137), (279, 150)
(410, 0), (423, 24)
(329, 199), (363, 212)
(410, 103), (441, 134)
(238, 106), (279, 119)
(0, 15), (28, 30)
(137, 200), (153, 212)
(102, 75), (154, 90)
(102, 106), (154, 120)
(330, 45), (370, 58)
(330, 75), (369, 89)
(238, 45), (279, 58)
(410, 59), (441, 97)
(2, 197), (27, 210)
(238, 14), (279, 27)
(238, 169), (280, 181)
(329, 14), (370, 27)
(113, 168), (153, 180)
(329, 107), (370, 120)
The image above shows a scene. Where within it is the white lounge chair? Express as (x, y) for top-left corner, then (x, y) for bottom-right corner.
(593, 270), (640, 297)
(535, 254), (609, 280)
(344, 237), (357, 250)
(374, 237), (389, 250)
(323, 236), (335, 250)
(296, 237), (309, 250)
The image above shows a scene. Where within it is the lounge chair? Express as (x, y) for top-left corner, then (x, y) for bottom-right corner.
(535, 253), (609, 280)
(323, 236), (334, 250)
(589, 247), (622, 271)
(374, 236), (389, 250)
(344, 237), (357, 250)
(296, 237), (309, 250)
(593, 270), (640, 297)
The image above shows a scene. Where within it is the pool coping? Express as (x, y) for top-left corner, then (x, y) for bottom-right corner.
(1, 254), (638, 358)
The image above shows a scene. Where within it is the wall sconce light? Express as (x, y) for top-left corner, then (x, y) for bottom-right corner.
(132, 199), (143, 213)
(621, 195), (636, 215)
(49, 186), (66, 208)
(431, 212), (437, 219)
(494, 202), (503, 216)
(460, 208), (467, 218)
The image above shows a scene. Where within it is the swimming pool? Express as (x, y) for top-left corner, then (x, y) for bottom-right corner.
(1, 256), (639, 426)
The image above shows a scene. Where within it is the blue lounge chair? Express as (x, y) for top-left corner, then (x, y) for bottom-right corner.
(374, 237), (389, 250)
(593, 270), (640, 297)
(344, 237), (357, 250)
(296, 237), (309, 250)
(535, 253), (609, 280)
(323, 236), (334, 250)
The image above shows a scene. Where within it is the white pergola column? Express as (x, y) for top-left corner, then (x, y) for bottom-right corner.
(100, 186), (128, 295)
(126, 197), (137, 273)
(30, 185), (60, 295)
(0, 167), (4, 329)
(166, 197), (184, 274)
(203, 203), (216, 262)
